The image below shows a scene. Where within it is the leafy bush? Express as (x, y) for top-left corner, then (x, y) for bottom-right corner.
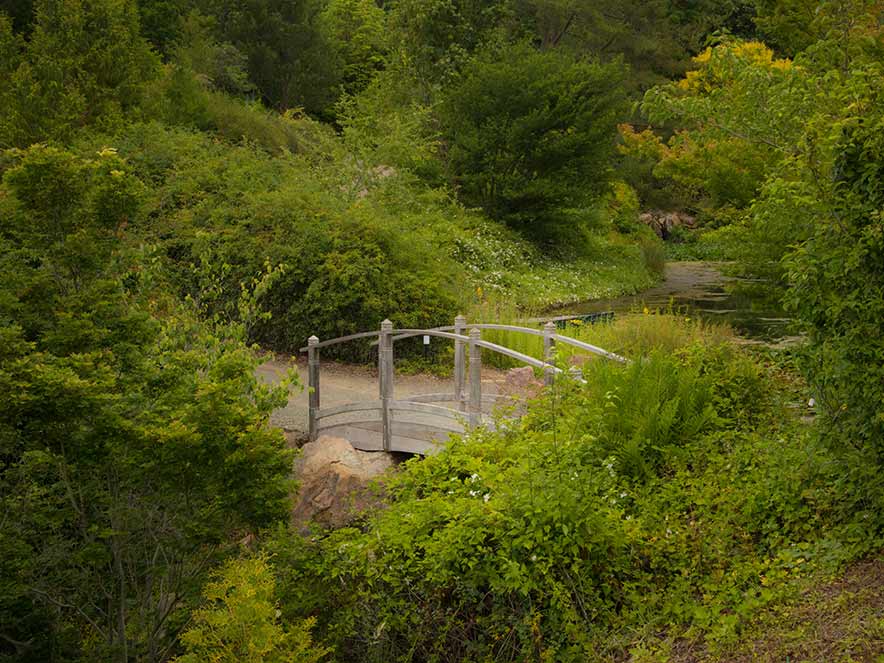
(270, 339), (862, 660)
(0, 145), (295, 661)
(438, 42), (627, 241)
(145, 65), (337, 155)
(176, 555), (329, 663)
(608, 181), (642, 234)
(784, 99), (884, 462)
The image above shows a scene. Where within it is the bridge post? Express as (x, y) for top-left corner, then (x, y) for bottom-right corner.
(379, 319), (394, 451)
(454, 315), (467, 411)
(307, 335), (320, 442)
(543, 321), (556, 387)
(468, 327), (482, 428)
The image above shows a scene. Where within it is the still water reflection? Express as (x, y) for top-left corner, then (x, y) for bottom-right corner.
(551, 262), (791, 342)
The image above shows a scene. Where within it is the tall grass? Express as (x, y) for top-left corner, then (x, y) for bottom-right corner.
(639, 233), (666, 276)
(456, 305), (734, 371)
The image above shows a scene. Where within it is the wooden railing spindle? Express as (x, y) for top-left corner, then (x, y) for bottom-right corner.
(307, 335), (320, 441)
(454, 315), (466, 411)
(379, 319), (394, 451)
(469, 327), (482, 428)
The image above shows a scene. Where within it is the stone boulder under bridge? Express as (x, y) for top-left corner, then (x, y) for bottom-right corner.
(292, 435), (398, 529)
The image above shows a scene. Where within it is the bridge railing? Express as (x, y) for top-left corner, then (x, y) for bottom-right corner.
(299, 316), (624, 454)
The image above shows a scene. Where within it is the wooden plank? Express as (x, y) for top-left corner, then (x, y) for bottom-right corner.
(379, 319), (394, 452)
(319, 424), (385, 451)
(391, 412), (465, 434)
(389, 435), (439, 455)
(407, 392), (456, 403)
(307, 336), (320, 441)
(469, 328), (482, 428)
(408, 393), (500, 404)
(319, 423), (448, 455)
(543, 321), (556, 387)
(317, 417), (383, 435)
(315, 400), (383, 420)
(389, 400), (461, 419)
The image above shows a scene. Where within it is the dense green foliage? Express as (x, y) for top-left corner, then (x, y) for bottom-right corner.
(174, 555), (329, 663)
(438, 43), (626, 238)
(1, 0), (883, 660)
(0, 146), (294, 660)
(269, 330), (876, 660)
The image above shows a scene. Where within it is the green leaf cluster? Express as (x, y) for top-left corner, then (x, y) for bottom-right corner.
(269, 335), (869, 660)
(0, 145), (295, 661)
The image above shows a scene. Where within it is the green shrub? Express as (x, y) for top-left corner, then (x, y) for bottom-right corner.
(437, 42), (627, 240)
(145, 66), (337, 155)
(608, 181), (643, 234)
(270, 341), (853, 661)
(176, 555), (329, 663)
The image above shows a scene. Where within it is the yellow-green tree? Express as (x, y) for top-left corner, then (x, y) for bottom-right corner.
(0, 0), (158, 147)
(176, 555), (330, 663)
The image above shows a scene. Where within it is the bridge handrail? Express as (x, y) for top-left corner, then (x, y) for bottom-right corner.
(299, 330), (381, 352)
(552, 335), (627, 363)
(386, 324), (628, 363)
(391, 329), (565, 375)
(300, 325), (626, 364)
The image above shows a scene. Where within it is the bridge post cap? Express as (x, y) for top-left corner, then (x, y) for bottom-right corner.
(307, 335), (319, 345)
(380, 319), (393, 330)
(469, 327), (482, 339)
(543, 321), (556, 332)
(455, 314), (467, 324)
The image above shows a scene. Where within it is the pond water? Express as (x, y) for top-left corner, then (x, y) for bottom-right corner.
(549, 262), (793, 342)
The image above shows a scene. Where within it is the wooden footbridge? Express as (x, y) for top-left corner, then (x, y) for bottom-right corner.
(299, 316), (626, 455)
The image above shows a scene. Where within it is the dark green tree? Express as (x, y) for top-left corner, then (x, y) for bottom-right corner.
(319, 0), (387, 102)
(437, 43), (626, 240)
(0, 145), (294, 661)
(197, 0), (339, 116)
(386, 0), (510, 84)
(0, 0), (158, 147)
